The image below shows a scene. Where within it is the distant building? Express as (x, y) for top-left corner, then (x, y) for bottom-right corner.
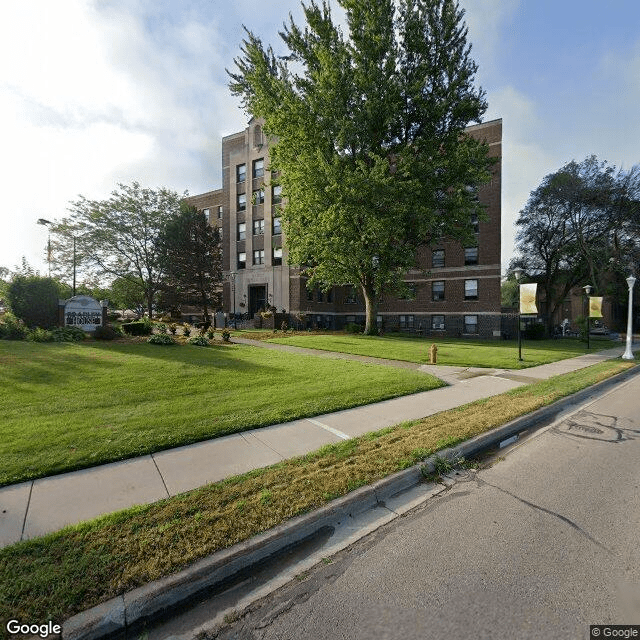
(186, 118), (502, 337)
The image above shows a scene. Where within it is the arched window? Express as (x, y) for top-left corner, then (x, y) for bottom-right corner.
(254, 124), (263, 147)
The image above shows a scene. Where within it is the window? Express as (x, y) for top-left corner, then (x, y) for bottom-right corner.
(203, 208), (210, 222)
(217, 226), (223, 240)
(253, 124), (263, 147)
(432, 315), (445, 330)
(253, 250), (265, 265)
(237, 222), (246, 241)
(237, 252), (246, 269)
(464, 279), (478, 300)
(253, 219), (264, 235)
(236, 164), (246, 183)
(253, 188), (264, 205)
(327, 288), (333, 303)
(307, 287), (314, 301)
(464, 247), (478, 265)
(432, 250), (445, 268)
(464, 315), (478, 334)
(273, 185), (282, 204)
(217, 205), (223, 219)
(345, 286), (357, 304)
(237, 193), (246, 211)
(253, 158), (264, 178)
(399, 315), (414, 329)
(317, 289), (324, 302)
(432, 281), (445, 301)
(272, 247), (282, 266)
(273, 217), (282, 234)
(471, 212), (479, 234)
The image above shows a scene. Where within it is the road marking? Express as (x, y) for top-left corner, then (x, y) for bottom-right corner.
(306, 418), (351, 441)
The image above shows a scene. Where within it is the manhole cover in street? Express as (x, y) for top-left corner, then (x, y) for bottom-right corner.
(557, 411), (622, 442)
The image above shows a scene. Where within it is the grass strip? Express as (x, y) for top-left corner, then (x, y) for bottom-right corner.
(256, 331), (616, 369)
(0, 340), (443, 486)
(0, 359), (634, 630)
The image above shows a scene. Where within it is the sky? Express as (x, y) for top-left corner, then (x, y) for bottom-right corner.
(1, 0), (639, 278)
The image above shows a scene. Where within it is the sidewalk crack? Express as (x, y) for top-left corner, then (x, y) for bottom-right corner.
(150, 454), (171, 498)
(20, 481), (34, 542)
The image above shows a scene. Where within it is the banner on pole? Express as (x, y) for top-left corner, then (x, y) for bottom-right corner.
(589, 297), (603, 318)
(519, 283), (538, 315)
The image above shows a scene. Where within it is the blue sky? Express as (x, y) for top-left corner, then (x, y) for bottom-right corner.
(1, 0), (639, 278)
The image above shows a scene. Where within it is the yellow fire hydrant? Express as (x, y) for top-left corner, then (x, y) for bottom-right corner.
(429, 343), (437, 364)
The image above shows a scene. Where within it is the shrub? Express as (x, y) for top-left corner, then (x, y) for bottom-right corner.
(93, 324), (121, 340)
(6, 275), (63, 329)
(27, 327), (53, 342)
(0, 313), (28, 340)
(207, 329), (215, 340)
(155, 322), (168, 334)
(169, 323), (177, 335)
(523, 322), (545, 340)
(51, 326), (86, 342)
(221, 329), (231, 342)
(187, 335), (209, 347)
(147, 334), (176, 345)
(182, 324), (192, 337)
(106, 311), (121, 322)
(344, 322), (362, 334)
(122, 320), (153, 336)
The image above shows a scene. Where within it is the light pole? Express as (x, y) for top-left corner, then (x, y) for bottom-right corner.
(36, 218), (52, 276)
(228, 272), (237, 329)
(583, 284), (592, 350)
(514, 268), (523, 361)
(622, 276), (636, 360)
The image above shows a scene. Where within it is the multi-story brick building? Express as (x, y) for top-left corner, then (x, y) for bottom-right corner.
(187, 117), (502, 337)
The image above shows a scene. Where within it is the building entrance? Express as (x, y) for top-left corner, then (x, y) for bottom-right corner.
(249, 285), (267, 319)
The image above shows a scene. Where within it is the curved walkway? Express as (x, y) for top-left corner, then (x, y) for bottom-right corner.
(0, 341), (636, 547)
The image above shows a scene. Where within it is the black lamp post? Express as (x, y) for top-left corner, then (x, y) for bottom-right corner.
(514, 268), (523, 361)
(583, 284), (592, 350)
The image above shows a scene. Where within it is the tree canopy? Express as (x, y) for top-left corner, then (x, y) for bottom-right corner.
(510, 156), (640, 332)
(51, 182), (183, 317)
(156, 203), (223, 323)
(229, 0), (494, 333)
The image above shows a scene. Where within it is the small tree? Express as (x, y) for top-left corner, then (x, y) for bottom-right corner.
(7, 275), (63, 329)
(156, 203), (223, 324)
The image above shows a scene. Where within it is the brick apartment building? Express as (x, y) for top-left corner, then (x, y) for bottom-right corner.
(187, 117), (502, 337)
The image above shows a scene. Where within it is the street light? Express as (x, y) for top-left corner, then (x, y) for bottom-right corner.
(36, 218), (52, 276)
(227, 272), (237, 328)
(513, 267), (523, 361)
(583, 284), (592, 350)
(622, 276), (636, 360)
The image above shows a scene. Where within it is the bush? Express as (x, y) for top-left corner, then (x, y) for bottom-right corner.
(187, 335), (209, 347)
(93, 324), (121, 340)
(147, 334), (176, 345)
(106, 311), (121, 322)
(0, 313), (28, 340)
(27, 327), (53, 342)
(169, 323), (177, 335)
(155, 322), (168, 334)
(122, 319), (153, 336)
(207, 329), (215, 340)
(6, 275), (63, 329)
(182, 324), (192, 337)
(221, 329), (231, 342)
(51, 326), (86, 342)
(344, 322), (363, 334)
(523, 322), (545, 340)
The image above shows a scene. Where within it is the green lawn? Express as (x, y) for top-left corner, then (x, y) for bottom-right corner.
(261, 333), (617, 368)
(0, 340), (444, 486)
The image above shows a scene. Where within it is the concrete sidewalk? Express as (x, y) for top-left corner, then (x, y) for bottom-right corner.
(0, 342), (635, 548)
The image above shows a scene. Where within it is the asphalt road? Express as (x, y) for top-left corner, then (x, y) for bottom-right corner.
(204, 371), (640, 640)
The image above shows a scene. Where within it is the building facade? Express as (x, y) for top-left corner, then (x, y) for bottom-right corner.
(187, 118), (502, 337)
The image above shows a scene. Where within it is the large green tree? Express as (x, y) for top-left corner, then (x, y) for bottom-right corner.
(156, 203), (222, 324)
(6, 275), (65, 329)
(229, 0), (493, 334)
(51, 182), (183, 317)
(511, 156), (640, 333)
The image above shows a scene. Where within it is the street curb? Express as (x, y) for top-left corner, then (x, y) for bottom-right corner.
(62, 363), (639, 640)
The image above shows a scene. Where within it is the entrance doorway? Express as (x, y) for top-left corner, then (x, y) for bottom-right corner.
(249, 285), (267, 319)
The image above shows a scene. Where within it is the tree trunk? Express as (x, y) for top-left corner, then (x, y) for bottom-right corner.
(362, 283), (378, 335)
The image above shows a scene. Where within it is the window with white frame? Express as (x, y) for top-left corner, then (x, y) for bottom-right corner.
(273, 217), (282, 234)
(432, 281), (445, 301)
(272, 185), (282, 203)
(464, 247), (478, 265)
(253, 158), (264, 178)
(432, 315), (445, 330)
(237, 252), (246, 269)
(236, 164), (246, 183)
(217, 205), (223, 219)
(464, 279), (478, 300)
(272, 247), (282, 266)
(399, 315), (414, 329)
(237, 222), (246, 241)
(464, 315), (478, 333)
(253, 188), (264, 205)
(237, 193), (246, 211)
(203, 208), (210, 222)
(253, 219), (264, 235)
(432, 250), (445, 268)
(253, 250), (265, 265)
